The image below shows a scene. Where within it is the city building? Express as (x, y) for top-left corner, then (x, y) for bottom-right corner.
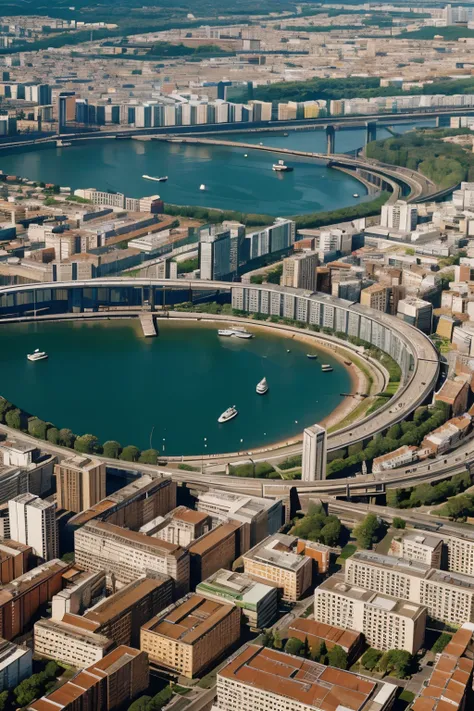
(0, 440), (54, 500)
(215, 645), (397, 711)
(381, 201), (418, 232)
(360, 284), (388, 312)
(199, 228), (233, 280)
(302, 425), (327, 481)
(397, 296), (433, 334)
(140, 594), (241, 678)
(390, 531), (443, 568)
(243, 534), (313, 602)
(188, 520), (249, 586)
(287, 618), (363, 666)
(51, 570), (106, 620)
(372, 445), (418, 473)
(140, 506), (211, 547)
(28, 646), (149, 711)
(314, 573), (426, 654)
(196, 491), (282, 547)
(54, 456), (106, 514)
(74, 520), (190, 595)
(34, 617), (113, 668)
(345, 552), (474, 626)
(434, 381), (470, 418)
(8, 493), (58, 561)
(0, 539), (31, 584)
(281, 251), (318, 291)
(295, 540), (331, 575)
(0, 638), (32, 692)
(196, 568), (278, 628)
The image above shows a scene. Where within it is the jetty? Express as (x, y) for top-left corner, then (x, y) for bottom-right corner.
(139, 313), (157, 337)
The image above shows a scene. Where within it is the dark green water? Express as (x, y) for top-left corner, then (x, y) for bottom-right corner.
(0, 320), (350, 455)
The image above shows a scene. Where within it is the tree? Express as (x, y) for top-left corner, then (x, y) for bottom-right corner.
(0, 398), (13, 423)
(386, 488), (405, 508)
(284, 637), (304, 656)
(312, 640), (328, 663)
(379, 650), (413, 678)
(28, 417), (49, 439)
(120, 445), (141, 462)
(261, 629), (274, 648)
(5, 408), (22, 430)
(139, 448), (160, 464)
(273, 630), (283, 649)
(354, 513), (383, 549)
(102, 440), (122, 458)
(46, 427), (60, 444)
(128, 697), (153, 711)
(44, 661), (60, 678)
(74, 434), (100, 454)
(320, 519), (341, 546)
(59, 428), (75, 448)
(392, 517), (406, 529)
(0, 691), (9, 711)
(302, 636), (310, 658)
(327, 645), (348, 670)
(361, 648), (383, 671)
(432, 633), (452, 654)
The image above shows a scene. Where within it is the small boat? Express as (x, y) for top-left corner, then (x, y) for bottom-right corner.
(200, 184), (206, 191)
(259, 142), (263, 145)
(321, 364), (333, 372)
(306, 354), (318, 360)
(256, 377), (269, 395)
(56, 140), (71, 147)
(287, 349), (291, 353)
(218, 329), (235, 337)
(344, 360), (352, 366)
(283, 132), (289, 137)
(244, 153), (248, 157)
(353, 193), (359, 198)
(143, 175), (168, 182)
(272, 159), (293, 172)
(27, 349), (48, 362)
(218, 406), (238, 423)
(218, 327), (253, 339)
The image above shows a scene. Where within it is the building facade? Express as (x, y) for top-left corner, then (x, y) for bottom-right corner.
(302, 425), (327, 481)
(8, 493), (58, 561)
(55, 456), (106, 514)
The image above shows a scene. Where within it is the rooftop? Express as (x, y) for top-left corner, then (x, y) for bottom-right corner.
(197, 569), (275, 605)
(244, 534), (309, 573)
(288, 618), (362, 653)
(81, 520), (186, 560)
(83, 576), (171, 625)
(188, 521), (240, 556)
(34, 618), (111, 649)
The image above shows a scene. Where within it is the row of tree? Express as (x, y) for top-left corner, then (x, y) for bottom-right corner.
(261, 630), (348, 669)
(291, 502), (344, 547)
(0, 660), (62, 710)
(0, 397), (159, 464)
(361, 648), (414, 678)
(387, 470), (471, 510)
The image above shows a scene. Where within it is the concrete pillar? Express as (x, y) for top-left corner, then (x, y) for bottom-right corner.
(365, 121), (377, 145)
(326, 125), (335, 154)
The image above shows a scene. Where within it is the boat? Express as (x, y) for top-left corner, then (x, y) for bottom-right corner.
(27, 349), (48, 362)
(244, 154), (248, 157)
(142, 175), (168, 182)
(287, 349), (291, 353)
(56, 140), (72, 147)
(272, 159), (294, 173)
(353, 193), (359, 198)
(259, 142), (263, 145)
(321, 364), (333, 372)
(307, 354), (318, 360)
(344, 360), (352, 366)
(256, 377), (269, 395)
(218, 406), (238, 423)
(283, 132), (289, 137)
(200, 184), (206, 191)
(218, 329), (235, 337)
(217, 327), (253, 339)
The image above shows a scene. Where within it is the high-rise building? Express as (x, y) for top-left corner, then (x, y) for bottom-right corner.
(381, 200), (418, 232)
(8, 493), (58, 561)
(0, 539), (31, 584)
(281, 251), (319, 291)
(360, 284), (388, 312)
(390, 531), (443, 568)
(55, 456), (106, 514)
(199, 228), (233, 281)
(34, 617), (113, 668)
(140, 506), (211, 547)
(397, 296), (433, 334)
(0, 638), (32, 692)
(302, 425), (327, 481)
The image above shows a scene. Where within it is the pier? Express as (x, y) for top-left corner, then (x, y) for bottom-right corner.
(139, 313), (157, 337)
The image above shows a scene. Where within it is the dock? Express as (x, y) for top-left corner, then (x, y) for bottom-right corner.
(139, 313), (157, 337)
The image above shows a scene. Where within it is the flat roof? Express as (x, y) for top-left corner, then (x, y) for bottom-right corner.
(84, 576), (171, 625)
(196, 569), (274, 604)
(81, 521), (185, 559)
(288, 618), (362, 653)
(188, 521), (239, 556)
(244, 534), (309, 572)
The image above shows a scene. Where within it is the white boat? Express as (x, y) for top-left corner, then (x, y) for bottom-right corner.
(244, 153), (248, 157)
(218, 329), (235, 337)
(307, 354), (318, 360)
(321, 364), (333, 372)
(353, 193), (359, 198)
(200, 184), (206, 191)
(142, 175), (168, 182)
(218, 406), (238, 423)
(272, 159), (293, 173)
(56, 140), (71, 147)
(256, 377), (269, 395)
(27, 349), (48, 362)
(217, 327), (253, 339)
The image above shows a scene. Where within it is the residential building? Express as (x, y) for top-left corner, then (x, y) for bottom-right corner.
(295, 540), (331, 574)
(345, 551), (474, 626)
(0, 441), (54, 499)
(287, 619), (363, 665)
(0, 638), (32, 692)
(434, 381), (470, 417)
(302, 425), (327, 481)
(28, 646), (149, 711)
(140, 594), (240, 678)
(8, 493), (58, 561)
(54, 456), (106, 514)
(188, 520), (249, 586)
(34, 617), (113, 668)
(74, 520), (189, 595)
(51, 570), (106, 620)
(281, 251), (318, 291)
(390, 532), (443, 568)
(381, 201), (418, 232)
(422, 415), (471, 455)
(314, 573), (426, 654)
(397, 296), (433, 334)
(0, 539), (31, 584)
(196, 569), (278, 628)
(140, 506), (211, 547)
(360, 284), (388, 312)
(244, 219), (296, 261)
(243, 533), (313, 602)
(372, 445), (418, 473)
(389, 528), (474, 578)
(199, 228), (232, 280)
(215, 645), (398, 711)
(196, 491), (282, 547)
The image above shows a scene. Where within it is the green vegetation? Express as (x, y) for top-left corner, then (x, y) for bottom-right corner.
(282, 24), (356, 33)
(165, 203), (272, 227)
(292, 193), (389, 230)
(353, 513), (385, 550)
(127, 686), (173, 711)
(327, 645), (348, 670)
(366, 130), (474, 188)
(279, 454), (302, 470)
(337, 543), (357, 563)
(178, 463), (200, 472)
(291, 502), (344, 546)
(361, 648), (383, 671)
(401, 26), (474, 40)
(361, 649), (413, 678)
(432, 633), (452, 654)
(392, 517), (406, 529)
(229, 461), (277, 478)
(175, 256), (199, 274)
(387, 470), (471, 510)
(12, 661), (63, 708)
(148, 41), (233, 58)
(438, 492), (474, 521)
(66, 195), (92, 204)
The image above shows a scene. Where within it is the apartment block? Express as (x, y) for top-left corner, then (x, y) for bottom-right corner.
(215, 645), (397, 711)
(0, 440), (55, 499)
(296, 540), (331, 574)
(345, 552), (474, 626)
(188, 520), (249, 586)
(74, 520), (189, 595)
(390, 531), (443, 568)
(360, 284), (388, 312)
(314, 573), (426, 654)
(0, 559), (70, 640)
(196, 569), (278, 629)
(141, 594), (240, 678)
(372, 445), (418, 474)
(28, 645), (149, 711)
(0, 539), (31, 584)
(55, 455), (106, 514)
(8, 493), (58, 561)
(287, 619), (363, 666)
(140, 506), (211, 547)
(243, 534), (312, 602)
(0, 638), (32, 692)
(34, 617), (113, 668)
(197, 491), (282, 547)
(281, 251), (318, 291)
(51, 569), (106, 620)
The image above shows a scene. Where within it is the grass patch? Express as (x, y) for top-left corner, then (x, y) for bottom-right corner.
(336, 543), (357, 564)
(279, 455), (302, 470)
(178, 463), (200, 472)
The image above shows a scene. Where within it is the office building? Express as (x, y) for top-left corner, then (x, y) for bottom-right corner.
(0, 539), (31, 584)
(34, 617), (113, 668)
(196, 491), (282, 547)
(397, 296), (433, 334)
(345, 551), (474, 626)
(390, 531), (443, 568)
(281, 251), (318, 291)
(199, 228), (232, 280)
(55, 456), (106, 514)
(360, 284), (388, 312)
(288, 618), (363, 665)
(314, 573), (426, 654)
(243, 533), (312, 602)
(0, 440), (54, 499)
(141, 506), (211, 547)
(74, 520), (190, 594)
(245, 219), (296, 261)
(302, 425), (327, 481)
(8, 493), (58, 561)
(215, 645), (397, 711)
(188, 520), (249, 586)
(196, 568), (278, 629)
(380, 200), (418, 232)
(140, 594), (240, 678)
(0, 638), (32, 692)
(29, 646), (149, 711)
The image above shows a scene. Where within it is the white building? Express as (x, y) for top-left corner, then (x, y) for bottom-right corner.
(281, 251), (318, 291)
(302, 425), (327, 481)
(381, 201), (418, 232)
(0, 639), (32, 692)
(8, 493), (58, 561)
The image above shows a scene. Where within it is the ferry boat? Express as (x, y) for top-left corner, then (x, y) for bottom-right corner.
(27, 349), (48, 362)
(256, 377), (269, 395)
(218, 329), (235, 337)
(217, 327), (253, 339)
(306, 354), (318, 360)
(272, 159), (293, 173)
(142, 175), (168, 182)
(56, 140), (72, 147)
(321, 364), (333, 372)
(218, 406), (238, 423)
